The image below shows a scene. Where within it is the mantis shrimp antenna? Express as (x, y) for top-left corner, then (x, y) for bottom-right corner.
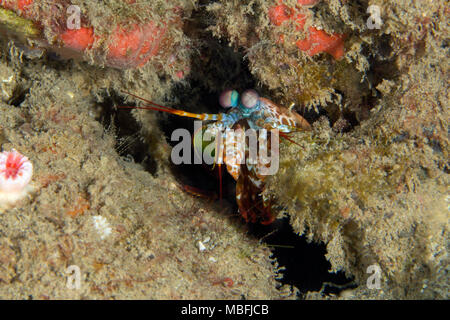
(120, 91), (223, 121)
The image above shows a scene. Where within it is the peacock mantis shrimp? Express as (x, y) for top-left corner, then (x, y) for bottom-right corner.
(122, 89), (311, 224)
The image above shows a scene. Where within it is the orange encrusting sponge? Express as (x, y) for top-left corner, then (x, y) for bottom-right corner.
(60, 27), (95, 51)
(268, 3), (293, 26)
(295, 26), (346, 60)
(0, 0), (170, 69)
(0, 0), (33, 13)
(296, 0), (320, 5)
(106, 22), (166, 68)
(59, 23), (167, 68)
(268, 0), (346, 60)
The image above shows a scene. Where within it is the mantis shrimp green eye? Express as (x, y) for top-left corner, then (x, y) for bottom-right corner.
(241, 89), (259, 109)
(219, 89), (239, 108)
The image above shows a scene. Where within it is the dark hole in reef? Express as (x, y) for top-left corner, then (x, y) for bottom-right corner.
(248, 217), (356, 297)
(96, 91), (157, 176)
(341, 109), (359, 131)
(9, 86), (29, 107)
(299, 104), (329, 124)
(377, 34), (394, 58)
(366, 35), (399, 85)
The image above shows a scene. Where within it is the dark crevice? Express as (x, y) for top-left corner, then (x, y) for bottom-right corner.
(248, 217), (356, 297)
(96, 91), (157, 176)
(9, 86), (29, 107)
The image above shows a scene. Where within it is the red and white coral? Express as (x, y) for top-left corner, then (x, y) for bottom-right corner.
(0, 149), (33, 207)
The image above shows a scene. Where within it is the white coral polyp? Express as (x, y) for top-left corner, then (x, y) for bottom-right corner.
(0, 150), (33, 207)
(92, 215), (112, 239)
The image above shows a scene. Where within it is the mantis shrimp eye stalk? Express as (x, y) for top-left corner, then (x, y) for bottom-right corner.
(219, 89), (239, 108)
(0, 149), (33, 209)
(241, 89), (259, 109)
